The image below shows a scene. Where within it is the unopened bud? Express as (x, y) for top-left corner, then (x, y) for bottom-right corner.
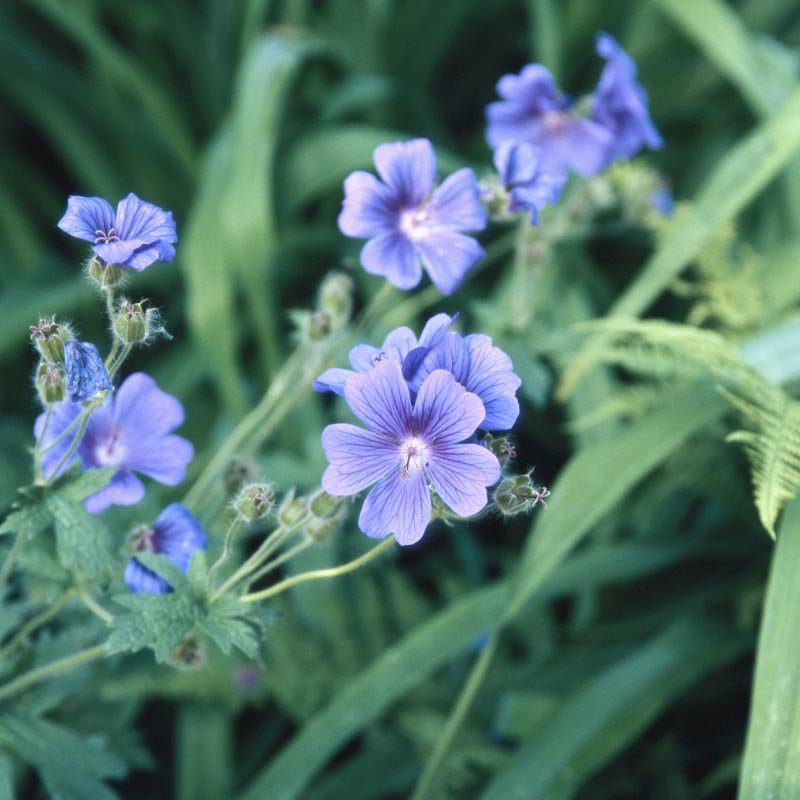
(113, 299), (165, 345)
(493, 475), (550, 517)
(306, 515), (340, 543)
(36, 363), (66, 404)
(482, 434), (517, 467)
(308, 311), (332, 341)
(88, 256), (125, 289)
(318, 272), (354, 329)
(278, 489), (307, 527)
(223, 458), (259, 495)
(168, 636), (205, 670)
(29, 318), (73, 365)
(234, 483), (275, 521)
(309, 489), (343, 519)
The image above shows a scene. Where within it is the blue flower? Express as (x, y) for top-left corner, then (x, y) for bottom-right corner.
(485, 64), (613, 177)
(321, 360), (501, 545)
(493, 141), (566, 224)
(57, 193), (177, 271)
(591, 33), (663, 162)
(314, 313), (521, 432)
(63, 340), (112, 402)
(34, 372), (193, 513)
(124, 503), (207, 594)
(338, 139), (487, 295)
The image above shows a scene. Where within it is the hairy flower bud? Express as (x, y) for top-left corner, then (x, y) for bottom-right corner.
(88, 256), (125, 289)
(318, 272), (354, 330)
(234, 483), (275, 522)
(36, 363), (66, 404)
(306, 515), (340, 543)
(494, 474), (550, 517)
(482, 434), (517, 468)
(278, 489), (307, 527)
(29, 318), (74, 365)
(113, 299), (165, 345)
(309, 488), (343, 519)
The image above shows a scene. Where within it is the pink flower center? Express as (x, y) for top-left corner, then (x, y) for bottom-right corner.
(400, 436), (429, 478)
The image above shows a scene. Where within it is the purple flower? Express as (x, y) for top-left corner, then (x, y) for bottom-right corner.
(124, 503), (207, 594)
(338, 139), (487, 295)
(35, 372), (193, 513)
(321, 360), (501, 545)
(63, 340), (112, 402)
(485, 64), (613, 177)
(493, 141), (566, 224)
(591, 33), (662, 162)
(57, 193), (177, 271)
(313, 312), (455, 395)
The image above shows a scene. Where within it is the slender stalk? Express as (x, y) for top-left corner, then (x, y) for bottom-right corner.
(33, 405), (53, 482)
(239, 536), (396, 604)
(0, 643), (107, 703)
(78, 590), (115, 624)
(44, 408), (92, 485)
(208, 517), (243, 589)
(243, 537), (313, 590)
(39, 407), (86, 455)
(0, 531), (29, 591)
(410, 630), (501, 800)
(103, 286), (119, 370)
(0, 588), (76, 662)
(107, 343), (132, 379)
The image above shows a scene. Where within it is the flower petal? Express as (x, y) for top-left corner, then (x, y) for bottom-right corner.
(360, 232), (423, 290)
(84, 469), (145, 514)
(426, 169), (486, 232)
(114, 193), (177, 244)
(123, 241), (176, 271)
(338, 171), (397, 238)
(358, 469), (431, 545)
(153, 503), (207, 571)
(124, 559), (171, 594)
(312, 368), (355, 395)
(321, 423), (398, 495)
(463, 334), (522, 430)
(415, 231), (484, 295)
(348, 344), (384, 372)
(380, 326), (419, 362)
(343, 360), (412, 438)
(57, 196), (116, 243)
(539, 118), (614, 177)
(413, 368), (485, 444)
(408, 331), (470, 395)
(426, 443), (500, 517)
(373, 139), (436, 207)
(35, 401), (83, 479)
(112, 373), (185, 438)
(123, 434), (194, 485)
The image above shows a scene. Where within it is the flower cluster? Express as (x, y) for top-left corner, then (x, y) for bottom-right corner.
(316, 314), (520, 544)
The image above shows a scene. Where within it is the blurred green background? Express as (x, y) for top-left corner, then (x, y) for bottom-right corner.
(4, 1), (800, 798)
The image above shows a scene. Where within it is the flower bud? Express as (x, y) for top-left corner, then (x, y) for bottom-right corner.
(113, 299), (165, 345)
(234, 483), (275, 522)
(29, 318), (74, 365)
(278, 489), (307, 527)
(482, 434), (517, 468)
(36, 363), (66, 404)
(317, 272), (354, 330)
(308, 311), (332, 341)
(306, 515), (340, 543)
(88, 256), (125, 289)
(493, 475), (550, 517)
(309, 488), (343, 519)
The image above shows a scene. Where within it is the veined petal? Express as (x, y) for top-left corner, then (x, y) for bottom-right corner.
(408, 331), (470, 395)
(153, 503), (207, 572)
(426, 169), (486, 232)
(114, 193), (177, 244)
(413, 369), (485, 444)
(380, 326), (419, 362)
(123, 434), (194, 485)
(358, 469), (431, 545)
(35, 401), (83, 479)
(427, 443), (500, 518)
(360, 232), (422, 290)
(463, 334), (521, 430)
(84, 469), (145, 514)
(93, 239), (141, 266)
(343, 360), (412, 438)
(321, 423), (398, 495)
(415, 231), (484, 296)
(338, 171), (397, 238)
(112, 373), (185, 438)
(417, 313), (457, 348)
(124, 241), (175, 271)
(313, 368), (355, 395)
(373, 139), (436, 207)
(57, 196), (116, 243)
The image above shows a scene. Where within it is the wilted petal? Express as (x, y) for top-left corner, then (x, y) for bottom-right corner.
(64, 340), (112, 402)
(360, 231), (422, 290)
(413, 369), (484, 444)
(415, 231), (484, 295)
(427, 443), (501, 517)
(84, 469), (145, 513)
(321, 423), (398, 495)
(57, 196), (116, 243)
(344, 360), (412, 438)
(358, 469), (431, 545)
(338, 171), (396, 238)
(373, 139), (436, 207)
(426, 168), (486, 232)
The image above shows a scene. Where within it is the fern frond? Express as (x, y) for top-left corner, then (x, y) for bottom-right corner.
(722, 386), (800, 538)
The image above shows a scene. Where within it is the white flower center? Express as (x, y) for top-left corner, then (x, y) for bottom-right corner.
(399, 207), (432, 240)
(95, 427), (126, 466)
(399, 436), (429, 479)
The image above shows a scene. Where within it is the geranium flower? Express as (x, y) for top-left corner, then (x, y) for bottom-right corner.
(321, 360), (501, 545)
(338, 139), (487, 295)
(57, 193), (177, 271)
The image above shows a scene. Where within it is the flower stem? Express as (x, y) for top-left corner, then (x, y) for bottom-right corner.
(107, 343), (132, 379)
(0, 588), (76, 662)
(208, 517), (243, 590)
(33, 404), (53, 482)
(104, 286), (119, 369)
(78, 590), (115, 624)
(0, 531), (29, 591)
(409, 629), (501, 800)
(243, 536), (313, 591)
(0, 643), (107, 703)
(239, 536), (396, 604)
(44, 407), (93, 485)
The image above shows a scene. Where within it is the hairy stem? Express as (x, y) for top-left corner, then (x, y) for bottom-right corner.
(243, 537), (314, 590)
(208, 517), (243, 590)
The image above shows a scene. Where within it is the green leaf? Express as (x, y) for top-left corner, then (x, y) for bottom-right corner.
(198, 597), (261, 659)
(480, 619), (747, 800)
(238, 581), (510, 800)
(0, 499), (51, 539)
(0, 711), (126, 800)
(56, 467), (116, 503)
(134, 552), (190, 592)
(46, 494), (116, 585)
(503, 381), (727, 622)
(739, 496), (800, 799)
(0, 752), (13, 800)
(107, 592), (198, 662)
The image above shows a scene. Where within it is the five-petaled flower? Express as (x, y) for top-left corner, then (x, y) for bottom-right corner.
(35, 372), (193, 513)
(338, 139), (487, 295)
(57, 193), (177, 271)
(125, 503), (207, 594)
(321, 360), (501, 545)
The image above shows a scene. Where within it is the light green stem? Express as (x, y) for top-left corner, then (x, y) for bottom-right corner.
(239, 536), (396, 604)
(243, 536), (313, 590)
(45, 407), (92, 485)
(33, 405), (53, 482)
(0, 643), (107, 703)
(78, 590), (115, 624)
(208, 517), (243, 590)
(0, 588), (75, 662)
(103, 286), (119, 369)
(107, 343), (132, 379)
(410, 630), (501, 800)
